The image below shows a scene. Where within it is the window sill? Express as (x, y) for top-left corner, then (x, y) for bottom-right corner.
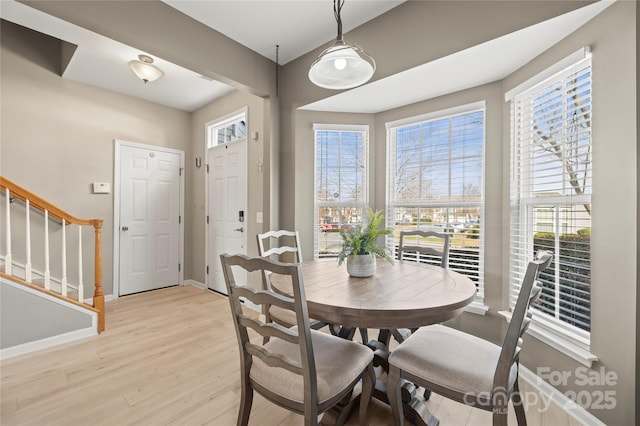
(464, 301), (489, 315)
(498, 310), (597, 367)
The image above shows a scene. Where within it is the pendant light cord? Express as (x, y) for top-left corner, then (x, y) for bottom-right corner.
(334, 0), (344, 42)
(275, 44), (280, 97)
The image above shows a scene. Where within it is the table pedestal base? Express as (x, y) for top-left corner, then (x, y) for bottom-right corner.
(327, 327), (440, 426)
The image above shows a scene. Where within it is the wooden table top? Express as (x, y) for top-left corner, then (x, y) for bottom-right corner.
(270, 258), (477, 329)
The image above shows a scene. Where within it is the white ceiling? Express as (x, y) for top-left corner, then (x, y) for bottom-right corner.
(0, 0), (614, 113)
(163, 0), (405, 65)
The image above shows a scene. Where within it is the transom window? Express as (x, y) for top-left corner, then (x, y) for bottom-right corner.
(509, 52), (592, 344)
(314, 124), (369, 259)
(386, 103), (485, 299)
(208, 113), (246, 147)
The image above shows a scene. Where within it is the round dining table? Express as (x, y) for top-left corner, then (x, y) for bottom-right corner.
(270, 257), (477, 426)
(271, 257), (477, 330)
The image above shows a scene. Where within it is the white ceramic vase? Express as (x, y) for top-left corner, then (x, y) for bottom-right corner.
(346, 254), (376, 277)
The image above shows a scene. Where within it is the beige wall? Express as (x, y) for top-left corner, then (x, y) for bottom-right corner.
(280, 1), (636, 424)
(1, 19), (274, 294)
(0, 22), (191, 297)
(502, 3), (637, 424)
(189, 91), (270, 284)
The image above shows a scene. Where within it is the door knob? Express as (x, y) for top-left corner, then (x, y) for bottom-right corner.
(122, 226), (129, 231)
(233, 227), (244, 232)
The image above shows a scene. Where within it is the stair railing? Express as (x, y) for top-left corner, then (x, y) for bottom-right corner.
(0, 177), (105, 333)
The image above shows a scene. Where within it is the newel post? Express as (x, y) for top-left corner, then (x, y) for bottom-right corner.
(93, 219), (105, 333)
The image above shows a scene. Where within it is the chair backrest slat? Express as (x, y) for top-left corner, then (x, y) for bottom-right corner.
(399, 230), (451, 269)
(237, 316), (299, 344)
(245, 343), (303, 375)
(257, 230), (303, 263)
(232, 285), (295, 311)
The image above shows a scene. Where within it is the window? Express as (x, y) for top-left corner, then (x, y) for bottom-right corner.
(509, 53), (592, 345)
(386, 103), (485, 299)
(207, 113), (246, 148)
(314, 125), (369, 259)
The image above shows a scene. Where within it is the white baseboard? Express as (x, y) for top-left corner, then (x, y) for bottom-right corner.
(83, 293), (116, 304)
(184, 279), (206, 290)
(519, 366), (607, 426)
(0, 327), (97, 360)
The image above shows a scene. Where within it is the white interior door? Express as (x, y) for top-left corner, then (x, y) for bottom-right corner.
(207, 139), (247, 294)
(119, 145), (181, 296)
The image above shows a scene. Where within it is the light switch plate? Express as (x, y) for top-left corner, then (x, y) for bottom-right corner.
(256, 212), (263, 224)
(92, 182), (110, 194)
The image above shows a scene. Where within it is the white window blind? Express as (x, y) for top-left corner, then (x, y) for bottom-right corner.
(314, 125), (369, 259)
(387, 105), (485, 298)
(510, 55), (592, 343)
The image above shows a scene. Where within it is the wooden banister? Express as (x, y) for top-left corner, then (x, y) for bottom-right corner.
(0, 176), (105, 333)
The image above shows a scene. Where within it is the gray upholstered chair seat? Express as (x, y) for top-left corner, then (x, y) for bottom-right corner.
(389, 324), (517, 404)
(251, 328), (374, 404)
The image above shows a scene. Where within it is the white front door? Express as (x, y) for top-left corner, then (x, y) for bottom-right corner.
(207, 139), (247, 294)
(119, 145), (181, 296)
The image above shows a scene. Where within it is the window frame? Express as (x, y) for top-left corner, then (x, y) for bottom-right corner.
(508, 49), (594, 361)
(313, 124), (370, 259)
(207, 112), (247, 148)
(385, 102), (486, 305)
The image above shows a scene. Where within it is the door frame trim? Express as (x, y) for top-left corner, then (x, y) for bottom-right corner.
(113, 139), (185, 299)
(204, 108), (248, 292)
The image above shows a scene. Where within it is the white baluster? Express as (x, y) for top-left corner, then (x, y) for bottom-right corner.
(44, 209), (51, 290)
(4, 188), (12, 275)
(61, 218), (67, 297)
(78, 226), (83, 302)
(25, 199), (32, 281)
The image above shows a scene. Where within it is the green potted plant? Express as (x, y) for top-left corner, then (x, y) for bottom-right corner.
(337, 206), (393, 277)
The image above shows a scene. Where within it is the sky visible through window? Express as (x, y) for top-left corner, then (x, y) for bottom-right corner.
(316, 131), (365, 205)
(394, 111), (484, 203)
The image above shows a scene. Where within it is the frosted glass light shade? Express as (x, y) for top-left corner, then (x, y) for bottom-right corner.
(128, 55), (164, 83)
(308, 42), (375, 90)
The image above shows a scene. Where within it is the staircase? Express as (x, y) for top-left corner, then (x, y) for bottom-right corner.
(0, 177), (105, 356)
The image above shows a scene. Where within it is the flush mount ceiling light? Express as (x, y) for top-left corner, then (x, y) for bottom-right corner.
(128, 54), (164, 83)
(308, 0), (376, 90)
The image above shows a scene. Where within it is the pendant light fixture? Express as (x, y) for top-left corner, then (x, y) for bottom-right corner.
(128, 54), (164, 83)
(308, 0), (376, 90)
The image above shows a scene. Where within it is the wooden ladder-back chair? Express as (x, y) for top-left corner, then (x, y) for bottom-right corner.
(221, 254), (375, 426)
(393, 230), (452, 344)
(386, 251), (553, 426)
(256, 230), (327, 332)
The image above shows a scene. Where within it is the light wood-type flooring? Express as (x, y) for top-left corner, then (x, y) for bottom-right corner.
(1, 285), (581, 425)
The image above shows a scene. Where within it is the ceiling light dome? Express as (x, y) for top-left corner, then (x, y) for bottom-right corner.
(309, 1), (376, 90)
(128, 54), (164, 83)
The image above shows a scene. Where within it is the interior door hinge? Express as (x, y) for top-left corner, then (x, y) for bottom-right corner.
(206, 215), (209, 224)
(206, 265), (209, 274)
(179, 215), (181, 224)
(178, 263), (181, 272)
(179, 167), (183, 176)
(206, 164), (209, 173)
